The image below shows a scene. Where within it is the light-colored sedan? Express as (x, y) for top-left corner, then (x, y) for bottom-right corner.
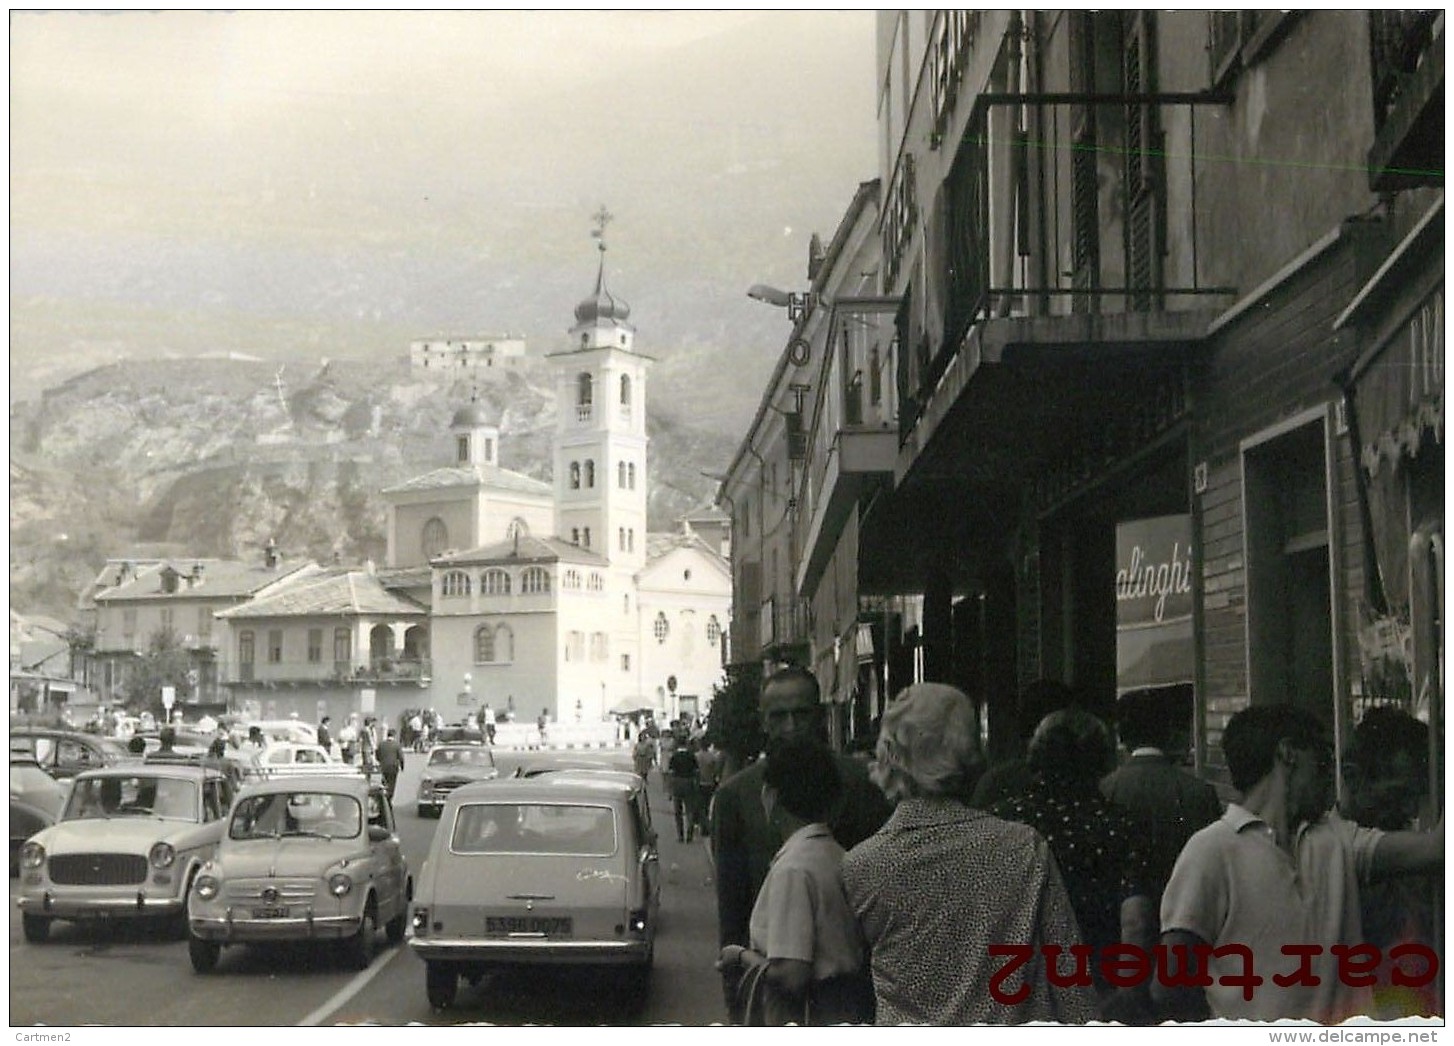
(186, 774), (411, 972)
(408, 771), (660, 1009)
(16, 764), (233, 942)
(416, 743), (499, 818)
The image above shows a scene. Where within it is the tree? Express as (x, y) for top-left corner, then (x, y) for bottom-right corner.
(124, 628), (195, 716)
(62, 622), (96, 682)
(704, 662), (764, 780)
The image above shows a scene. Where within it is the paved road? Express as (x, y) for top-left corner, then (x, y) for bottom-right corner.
(9, 747), (728, 1027)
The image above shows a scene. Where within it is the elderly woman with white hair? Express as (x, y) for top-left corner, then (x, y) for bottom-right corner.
(840, 683), (1097, 1025)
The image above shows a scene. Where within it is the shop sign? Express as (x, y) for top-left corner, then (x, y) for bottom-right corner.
(1115, 515), (1194, 693)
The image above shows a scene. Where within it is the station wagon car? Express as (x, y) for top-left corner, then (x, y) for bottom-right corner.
(16, 764), (233, 942)
(416, 743), (499, 818)
(408, 771), (660, 1009)
(187, 773), (411, 973)
(9, 730), (133, 779)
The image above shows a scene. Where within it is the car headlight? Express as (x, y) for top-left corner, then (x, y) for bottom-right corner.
(328, 873), (352, 897)
(194, 875), (220, 901)
(149, 842), (176, 869)
(20, 842), (45, 870)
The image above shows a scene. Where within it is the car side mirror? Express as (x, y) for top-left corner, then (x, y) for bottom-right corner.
(367, 825), (391, 843)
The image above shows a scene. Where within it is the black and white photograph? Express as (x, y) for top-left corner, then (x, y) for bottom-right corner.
(8, 8), (1445, 1034)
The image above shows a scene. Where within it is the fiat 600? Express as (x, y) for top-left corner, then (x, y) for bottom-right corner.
(16, 763), (233, 943)
(186, 772), (411, 972)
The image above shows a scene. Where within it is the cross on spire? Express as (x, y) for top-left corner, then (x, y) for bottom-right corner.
(590, 205), (614, 252)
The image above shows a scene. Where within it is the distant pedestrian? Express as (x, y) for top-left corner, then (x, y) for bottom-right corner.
(668, 739), (702, 842)
(338, 718), (359, 765)
(695, 742), (722, 838)
(537, 710), (549, 748)
(376, 729), (405, 800)
(633, 734), (657, 780)
(317, 716), (333, 757)
(482, 704), (497, 745)
(970, 678), (1077, 808)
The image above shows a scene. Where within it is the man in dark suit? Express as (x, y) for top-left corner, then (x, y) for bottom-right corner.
(376, 728), (405, 801)
(710, 666), (891, 1020)
(1099, 686), (1222, 915)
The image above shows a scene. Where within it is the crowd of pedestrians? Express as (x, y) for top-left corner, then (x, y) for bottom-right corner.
(706, 667), (1443, 1026)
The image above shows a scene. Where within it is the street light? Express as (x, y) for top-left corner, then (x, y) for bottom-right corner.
(747, 284), (814, 324)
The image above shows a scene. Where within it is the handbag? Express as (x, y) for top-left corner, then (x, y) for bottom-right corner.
(737, 961), (810, 1026)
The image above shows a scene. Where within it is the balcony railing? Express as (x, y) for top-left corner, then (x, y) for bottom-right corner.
(900, 92), (1237, 440)
(223, 658), (432, 686)
(759, 595), (811, 652)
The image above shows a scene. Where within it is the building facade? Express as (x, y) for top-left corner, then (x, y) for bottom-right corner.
(409, 336), (527, 371)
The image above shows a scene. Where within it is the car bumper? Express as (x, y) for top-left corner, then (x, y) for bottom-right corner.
(408, 936), (651, 965)
(190, 911), (363, 942)
(18, 890), (184, 919)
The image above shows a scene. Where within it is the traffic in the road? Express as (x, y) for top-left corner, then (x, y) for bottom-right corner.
(9, 743), (724, 1027)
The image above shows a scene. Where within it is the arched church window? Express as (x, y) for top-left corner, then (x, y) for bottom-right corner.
(577, 372), (594, 406)
(474, 625), (495, 664)
(422, 518), (448, 558)
(654, 612), (669, 644)
(620, 375), (632, 406)
(585, 460), (595, 488)
(456, 436), (470, 464)
(521, 567), (551, 594)
(707, 616), (722, 645)
(442, 571), (471, 598)
(482, 569), (511, 595)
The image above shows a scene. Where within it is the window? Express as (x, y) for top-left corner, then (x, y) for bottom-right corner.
(583, 527), (591, 549)
(565, 631), (585, 662)
(588, 573), (604, 592)
(623, 594), (630, 615)
(572, 527), (580, 545)
(577, 372), (594, 406)
(482, 569), (512, 595)
(333, 628), (351, 671)
(522, 567), (551, 594)
(160, 607), (174, 633)
(496, 625), (514, 663)
(239, 631), (255, 664)
(122, 608), (138, 647)
(683, 568), (693, 582)
(628, 529), (635, 552)
(654, 612), (669, 644)
(620, 374), (632, 406)
(570, 461), (581, 490)
(267, 630), (283, 664)
(618, 461), (627, 488)
(422, 518), (448, 558)
(707, 615), (722, 645)
(621, 653), (631, 672)
(442, 570), (472, 597)
(585, 460), (595, 488)
(197, 606), (213, 639)
(457, 435), (470, 464)
(619, 527), (626, 551)
(628, 463), (637, 490)
(564, 569), (582, 590)
(591, 632), (608, 661)
(475, 626), (495, 664)
(307, 628), (323, 663)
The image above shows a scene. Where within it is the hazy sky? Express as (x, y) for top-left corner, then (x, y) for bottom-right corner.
(10, 10), (879, 402)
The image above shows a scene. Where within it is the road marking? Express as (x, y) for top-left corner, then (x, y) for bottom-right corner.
(295, 944), (400, 1027)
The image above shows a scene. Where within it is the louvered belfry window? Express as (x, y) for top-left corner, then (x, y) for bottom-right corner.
(1123, 11), (1163, 313)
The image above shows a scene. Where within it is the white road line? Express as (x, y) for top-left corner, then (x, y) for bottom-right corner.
(296, 944), (401, 1027)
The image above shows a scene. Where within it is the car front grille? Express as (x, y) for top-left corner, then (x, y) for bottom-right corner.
(48, 853), (148, 886)
(224, 879), (319, 903)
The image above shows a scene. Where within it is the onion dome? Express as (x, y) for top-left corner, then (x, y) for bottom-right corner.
(450, 399), (493, 428)
(574, 254), (632, 326)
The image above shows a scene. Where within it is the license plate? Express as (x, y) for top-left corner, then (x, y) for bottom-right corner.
(485, 916), (572, 936)
(252, 906), (289, 919)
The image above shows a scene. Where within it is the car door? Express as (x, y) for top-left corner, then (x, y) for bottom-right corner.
(632, 792), (661, 921)
(367, 788), (407, 919)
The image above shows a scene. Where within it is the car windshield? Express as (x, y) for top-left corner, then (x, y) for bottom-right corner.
(451, 802), (616, 856)
(64, 775), (198, 821)
(229, 791), (361, 840)
(429, 748), (494, 768)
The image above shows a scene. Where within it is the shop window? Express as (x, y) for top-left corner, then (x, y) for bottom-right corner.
(1243, 414), (1334, 720)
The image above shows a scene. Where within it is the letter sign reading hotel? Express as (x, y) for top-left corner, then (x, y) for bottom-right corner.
(1115, 515), (1194, 693)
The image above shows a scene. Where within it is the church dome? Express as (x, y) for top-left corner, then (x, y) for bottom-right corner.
(450, 401), (494, 429)
(574, 282), (631, 325)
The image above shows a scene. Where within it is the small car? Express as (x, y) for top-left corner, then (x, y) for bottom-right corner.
(416, 744), (499, 818)
(186, 773), (411, 973)
(15, 764), (233, 942)
(408, 771), (660, 1009)
(8, 729), (134, 779)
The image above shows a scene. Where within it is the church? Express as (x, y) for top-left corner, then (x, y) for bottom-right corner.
(380, 234), (732, 725)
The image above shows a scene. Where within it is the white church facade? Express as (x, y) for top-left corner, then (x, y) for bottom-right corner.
(385, 239), (732, 724)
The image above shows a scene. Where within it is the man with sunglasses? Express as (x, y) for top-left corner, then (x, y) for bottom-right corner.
(1154, 704), (1443, 1023)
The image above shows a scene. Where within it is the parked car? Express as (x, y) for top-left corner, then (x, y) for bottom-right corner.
(8, 729), (133, 779)
(434, 724), (485, 745)
(416, 744), (499, 818)
(10, 757), (68, 878)
(408, 771), (660, 1009)
(16, 763), (234, 942)
(230, 720), (318, 748)
(186, 773), (411, 973)
(9, 799), (57, 879)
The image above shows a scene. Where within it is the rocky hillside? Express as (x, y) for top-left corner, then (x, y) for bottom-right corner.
(9, 355), (733, 619)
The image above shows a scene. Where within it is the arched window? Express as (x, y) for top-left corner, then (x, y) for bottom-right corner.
(442, 570), (471, 597)
(422, 517), (448, 558)
(496, 625), (514, 663)
(585, 460), (595, 488)
(564, 569), (582, 590)
(577, 372), (594, 406)
(628, 463), (636, 490)
(482, 569), (511, 595)
(588, 573), (604, 592)
(706, 615), (722, 645)
(582, 527), (591, 548)
(618, 461), (627, 488)
(456, 436), (469, 464)
(654, 612), (669, 644)
(474, 625), (495, 664)
(620, 374), (632, 405)
(619, 528), (626, 552)
(570, 461), (581, 490)
(522, 567), (551, 594)
(571, 527), (580, 545)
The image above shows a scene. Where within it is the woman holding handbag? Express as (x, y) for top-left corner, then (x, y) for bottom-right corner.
(716, 735), (873, 1025)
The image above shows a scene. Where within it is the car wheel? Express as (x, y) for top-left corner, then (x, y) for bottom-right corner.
(21, 914), (50, 944)
(342, 903), (376, 970)
(189, 934), (221, 973)
(426, 962), (458, 1010)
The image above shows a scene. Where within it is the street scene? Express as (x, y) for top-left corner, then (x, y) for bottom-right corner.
(9, 9), (1446, 1034)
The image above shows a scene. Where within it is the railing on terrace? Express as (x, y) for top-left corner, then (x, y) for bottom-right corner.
(224, 658), (432, 686)
(898, 92), (1237, 441)
(759, 595), (811, 651)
